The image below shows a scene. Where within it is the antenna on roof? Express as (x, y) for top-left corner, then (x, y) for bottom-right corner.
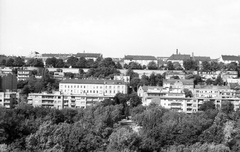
(83, 50), (85, 53)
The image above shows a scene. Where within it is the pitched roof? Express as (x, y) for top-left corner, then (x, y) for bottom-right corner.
(221, 55), (240, 61)
(124, 55), (157, 61)
(76, 53), (102, 58)
(42, 53), (71, 57)
(60, 79), (126, 85)
(193, 56), (211, 61)
(168, 54), (191, 61)
(163, 79), (194, 85)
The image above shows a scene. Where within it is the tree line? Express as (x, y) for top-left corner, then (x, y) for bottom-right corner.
(1, 97), (240, 151)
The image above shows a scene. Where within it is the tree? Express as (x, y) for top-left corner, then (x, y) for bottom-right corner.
(210, 61), (220, 71)
(227, 62), (238, 71)
(206, 78), (214, 85)
(126, 68), (139, 80)
(221, 101), (234, 114)
(213, 75), (224, 86)
(139, 75), (149, 86)
(64, 72), (74, 79)
(116, 62), (122, 69)
(86, 59), (94, 68)
(202, 61), (211, 71)
(199, 101), (215, 111)
(183, 88), (193, 97)
(13, 56), (25, 67)
(0, 59), (6, 66)
(167, 61), (174, 70)
(6, 58), (14, 67)
(45, 57), (57, 67)
(155, 74), (163, 86)
(173, 62), (183, 70)
(149, 73), (156, 86)
(183, 60), (198, 70)
(128, 62), (142, 69)
(76, 57), (86, 68)
(99, 58), (116, 68)
(67, 56), (78, 68)
(147, 61), (158, 70)
(55, 59), (64, 68)
(130, 77), (141, 91)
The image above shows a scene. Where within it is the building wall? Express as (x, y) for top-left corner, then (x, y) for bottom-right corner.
(0, 74), (17, 92)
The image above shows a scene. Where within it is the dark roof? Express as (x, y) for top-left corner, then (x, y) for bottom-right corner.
(221, 55), (240, 61)
(163, 79), (194, 85)
(42, 53), (71, 57)
(60, 79), (126, 85)
(193, 56), (211, 61)
(124, 55), (157, 61)
(76, 53), (102, 58)
(168, 54), (191, 61)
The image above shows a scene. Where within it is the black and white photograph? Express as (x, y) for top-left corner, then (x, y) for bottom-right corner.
(0, 0), (240, 151)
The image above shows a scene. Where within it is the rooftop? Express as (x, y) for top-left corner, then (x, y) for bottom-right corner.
(193, 56), (211, 61)
(124, 55), (157, 61)
(221, 55), (240, 61)
(163, 79), (194, 85)
(76, 53), (102, 58)
(168, 54), (191, 61)
(60, 79), (126, 85)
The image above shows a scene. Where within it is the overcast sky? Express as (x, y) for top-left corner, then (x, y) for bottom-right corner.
(0, 0), (240, 58)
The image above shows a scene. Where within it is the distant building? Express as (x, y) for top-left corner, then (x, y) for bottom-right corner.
(0, 73), (17, 92)
(124, 55), (157, 66)
(165, 70), (186, 79)
(167, 53), (191, 67)
(75, 53), (102, 61)
(114, 75), (130, 83)
(218, 55), (240, 64)
(163, 79), (194, 90)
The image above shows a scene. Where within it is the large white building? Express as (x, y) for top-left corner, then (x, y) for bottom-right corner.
(59, 79), (128, 96)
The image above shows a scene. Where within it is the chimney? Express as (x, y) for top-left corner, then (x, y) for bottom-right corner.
(176, 49), (178, 55)
(192, 52), (194, 57)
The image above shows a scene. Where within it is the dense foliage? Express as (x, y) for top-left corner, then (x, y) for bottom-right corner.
(1, 101), (240, 151)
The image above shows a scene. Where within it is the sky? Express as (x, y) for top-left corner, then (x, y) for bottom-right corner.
(0, 0), (240, 59)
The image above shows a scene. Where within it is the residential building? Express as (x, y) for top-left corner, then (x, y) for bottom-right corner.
(0, 92), (18, 108)
(124, 55), (157, 66)
(227, 78), (240, 84)
(198, 71), (220, 80)
(163, 79), (194, 90)
(193, 85), (235, 98)
(28, 91), (112, 109)
(221, 71), (238, 82)
(59, 79), (128, 96)
(217, 55), (240, 64)
(167, 52), (191, 67)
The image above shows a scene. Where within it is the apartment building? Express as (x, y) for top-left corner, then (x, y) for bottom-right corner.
(218, 55), (240, 64)
(28, 91), (112, 109)
(193, 85), (235, 98)
(0, 92), (18, 108)
(165, 70), (186, 79)
(59, 79), (128, 96)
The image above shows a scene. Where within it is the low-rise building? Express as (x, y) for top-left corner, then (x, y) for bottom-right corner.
(113, 75), (130, 83)
(28, 91), (112, 109)
(124, 55), (157, 66)
(163, 79), (194, 90)
(59, 79), (128, 96)
(75, 53), (102, 61)
(165, 70), (186, 79)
